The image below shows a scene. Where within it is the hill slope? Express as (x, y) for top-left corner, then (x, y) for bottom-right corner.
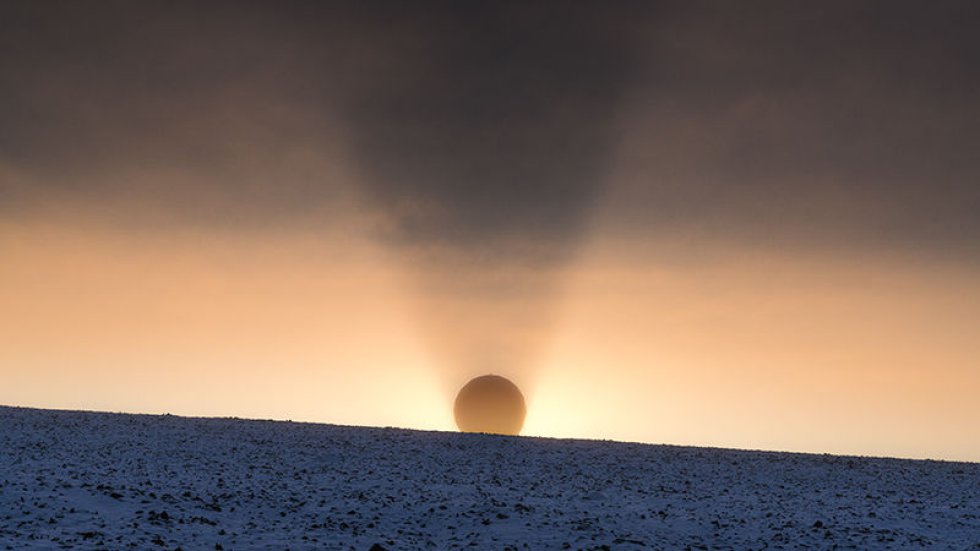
(1, 406), (977, 549)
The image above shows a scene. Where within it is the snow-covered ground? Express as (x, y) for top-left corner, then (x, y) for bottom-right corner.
(0, 406), (977, 550)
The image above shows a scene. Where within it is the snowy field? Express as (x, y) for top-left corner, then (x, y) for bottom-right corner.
(1, 406), (977, 550)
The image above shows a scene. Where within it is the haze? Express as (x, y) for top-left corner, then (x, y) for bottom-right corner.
(1, 1), (978, 461)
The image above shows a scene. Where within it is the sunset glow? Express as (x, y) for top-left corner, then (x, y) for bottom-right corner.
(3, 215), (977, 460)
(2, 1), (978, 463)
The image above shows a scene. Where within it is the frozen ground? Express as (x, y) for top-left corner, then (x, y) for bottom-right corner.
(0, 406), (977, 550)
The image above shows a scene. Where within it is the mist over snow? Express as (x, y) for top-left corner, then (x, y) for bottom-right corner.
(1, 406), (977, 549)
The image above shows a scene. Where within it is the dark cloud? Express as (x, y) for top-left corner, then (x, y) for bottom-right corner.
(338, 2), (647, 263)
(0, 1), (352, 227)
(4, 1), (976, 258)
(609, 1), (980, 256)
(0, 2), (646, 252)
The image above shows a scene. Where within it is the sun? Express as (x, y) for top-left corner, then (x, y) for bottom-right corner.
(453, 375), (526, 436)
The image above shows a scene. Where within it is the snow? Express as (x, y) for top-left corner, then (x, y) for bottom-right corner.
(1, 406), (977, 549)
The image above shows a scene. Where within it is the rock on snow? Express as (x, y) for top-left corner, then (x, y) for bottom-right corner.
(0, 406), (977, 549)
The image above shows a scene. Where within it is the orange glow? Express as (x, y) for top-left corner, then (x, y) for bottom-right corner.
(524, 240), (980, 461)
(1, 219), (978, 460)
(0, 219), (453, 432)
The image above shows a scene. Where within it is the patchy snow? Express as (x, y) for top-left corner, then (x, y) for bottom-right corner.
(0, 406), (977, 550)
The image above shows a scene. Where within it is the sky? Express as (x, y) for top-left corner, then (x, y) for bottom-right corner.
(1, 1), (978, 461)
